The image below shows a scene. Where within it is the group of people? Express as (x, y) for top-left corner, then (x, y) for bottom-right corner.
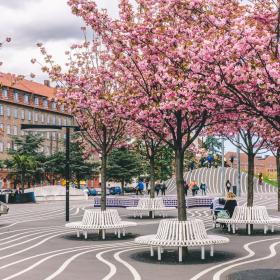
(136, 181), (167, 196)
(184, 181), (207, 196)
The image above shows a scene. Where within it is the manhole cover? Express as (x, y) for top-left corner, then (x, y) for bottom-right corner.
(227, 269), (280, 280)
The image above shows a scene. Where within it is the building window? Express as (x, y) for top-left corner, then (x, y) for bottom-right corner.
(47, 115), (50, 124)
(14, 90), (19, 102)
(34, 96), (39, 106)
(0, 105), (3, 115)
(21, 109), (25, 120)
(63, 118), (67, 126)
(28, 111), (32, 121)
(43, 99), (48, 108)
(0, 142), (3, 152)
(6, 124), (11, 135)
(52, 102), (57, 110)
(60, 104), (64, 112)
(58, 117), (61, 126)
(41, 114), (44, 123)
(34, 112), (38, 122)
(7, 142), (11, 150)
(52, 116), (56, 125)
(2, 88), (8, 99)
(13, 125), (17, 136)
(24, 94), (29, 104)
(13, 143), (17, 151)
(47, 132), (50, 139)
(14, 109), (18, 119)
(6, 106), (10, 117)
(21, 130), (24, 136)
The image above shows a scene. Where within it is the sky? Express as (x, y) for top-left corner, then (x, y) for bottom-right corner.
(0, 0), (119, 82)
(0, 0), (251, 153)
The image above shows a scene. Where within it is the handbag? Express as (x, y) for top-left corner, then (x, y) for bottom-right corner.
(217, 210), (230, 219)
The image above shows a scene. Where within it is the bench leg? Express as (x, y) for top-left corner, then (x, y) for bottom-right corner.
(179, 247), (182, 262)
(76, 230), (80, 238)
(150, 246), (154, 257)
(264, 225), (268, 235)
(210, 245), (214, 257)
(157, 247), (161, 261)
(272, 225), (275, 233)
(248, 224), (251, 235)
(123, 228), (126, 237)
(152, 212), (155, 219)
(117, 229), (121, 239)
(114, 230), (117, 235)
(227, 224), (231, 232)
(201, 246), (205, 260)
(102, 229), (105, 240)
(84, 231), (88, 240)
(232, 224), (236, 234)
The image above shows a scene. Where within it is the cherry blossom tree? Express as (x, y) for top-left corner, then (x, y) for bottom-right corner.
(67, 0), (226, 222)
(36, 39), (128, 211)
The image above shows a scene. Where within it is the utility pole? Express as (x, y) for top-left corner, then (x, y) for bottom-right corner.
(221, 137), (225, 196)
(65, 127), (70, 222)
(236, 133), (241, 197)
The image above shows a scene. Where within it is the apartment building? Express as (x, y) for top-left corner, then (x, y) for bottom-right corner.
(0, 73), (74, 161)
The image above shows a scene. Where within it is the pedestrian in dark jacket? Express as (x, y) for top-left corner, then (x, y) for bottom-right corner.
(225, 180), (231, 192)
(161, 183), (167, 196)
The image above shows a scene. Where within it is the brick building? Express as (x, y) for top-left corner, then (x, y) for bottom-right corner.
(225, 151), (277, 180)
(0, 73), (74, 188)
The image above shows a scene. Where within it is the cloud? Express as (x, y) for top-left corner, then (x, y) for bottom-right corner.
(0, 0), (121, 82)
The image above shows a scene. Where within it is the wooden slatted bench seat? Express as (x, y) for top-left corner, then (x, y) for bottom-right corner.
(135, 219), (229, 262)
(126, 197), (176, 218)
(216, 206), (280, 235)
(65, 209), (137, 240)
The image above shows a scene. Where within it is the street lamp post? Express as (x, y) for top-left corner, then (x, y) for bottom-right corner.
(21, 124), (80, 222)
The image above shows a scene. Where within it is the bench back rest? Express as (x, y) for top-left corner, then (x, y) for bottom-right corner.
(250, 206), (269, 221)
(82, 209), (121, 226)
(156, 219), (208, 242)
(137, 198), (152, 208)
(152, 198), (165, 208)
(232, 206), (250, 220)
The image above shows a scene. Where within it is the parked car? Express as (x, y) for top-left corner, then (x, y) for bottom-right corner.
(0, 202), (9, 215)
(109, 186), (122, 195)
(87, 188), (97, 196)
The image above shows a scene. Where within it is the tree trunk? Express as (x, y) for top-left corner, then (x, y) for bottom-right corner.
(21, 173), (25, 193)
(100, 152), (107, 211)
(121, 179), (125, 195)
(247, 152), (254, 207)
(276, 147), (280, 212)
(175, 149), (187, 221)
(149, 156), (155, 199)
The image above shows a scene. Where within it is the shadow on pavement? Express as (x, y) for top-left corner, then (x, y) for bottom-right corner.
(62, 232), (140, 241)
(130, 249), (239, 265)
(227, 269), (280, 280)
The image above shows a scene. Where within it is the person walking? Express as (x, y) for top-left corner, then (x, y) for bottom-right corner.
(161, 183), (167, 196)
(184, 181), (189, 196)
(200, 182), (207, 195)
(146, 182), (151, 195)
(155, 182), (161, 196)
(225, 180), (231, 192)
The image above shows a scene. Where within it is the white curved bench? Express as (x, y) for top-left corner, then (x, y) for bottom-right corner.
(126, 197), (176, 218)
(217, 206), (280, 235)
(65, 209), (137, 240)
(135, 219), (229, 262)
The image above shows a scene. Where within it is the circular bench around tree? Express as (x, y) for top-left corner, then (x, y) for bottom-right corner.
(134, 219), (229, 262)
(216, 206), (280, 235)
(65, 209), (137, 240)
(126, 197), (176, 218)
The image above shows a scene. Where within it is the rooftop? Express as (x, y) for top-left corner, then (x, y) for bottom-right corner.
(0, 73), (56, 99)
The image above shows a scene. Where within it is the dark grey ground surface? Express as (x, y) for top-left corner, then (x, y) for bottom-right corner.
(0, 193), (279, 280)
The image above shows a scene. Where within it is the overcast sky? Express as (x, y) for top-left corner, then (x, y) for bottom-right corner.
(0, 0), (119, 82)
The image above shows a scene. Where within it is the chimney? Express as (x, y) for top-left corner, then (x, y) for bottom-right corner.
(44, 80), (50, 87)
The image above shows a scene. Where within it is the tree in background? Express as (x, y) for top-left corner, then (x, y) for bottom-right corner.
(5, 134), (45, 191)
(107, 147), (143, 193)
(44, 140), (99, 188)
